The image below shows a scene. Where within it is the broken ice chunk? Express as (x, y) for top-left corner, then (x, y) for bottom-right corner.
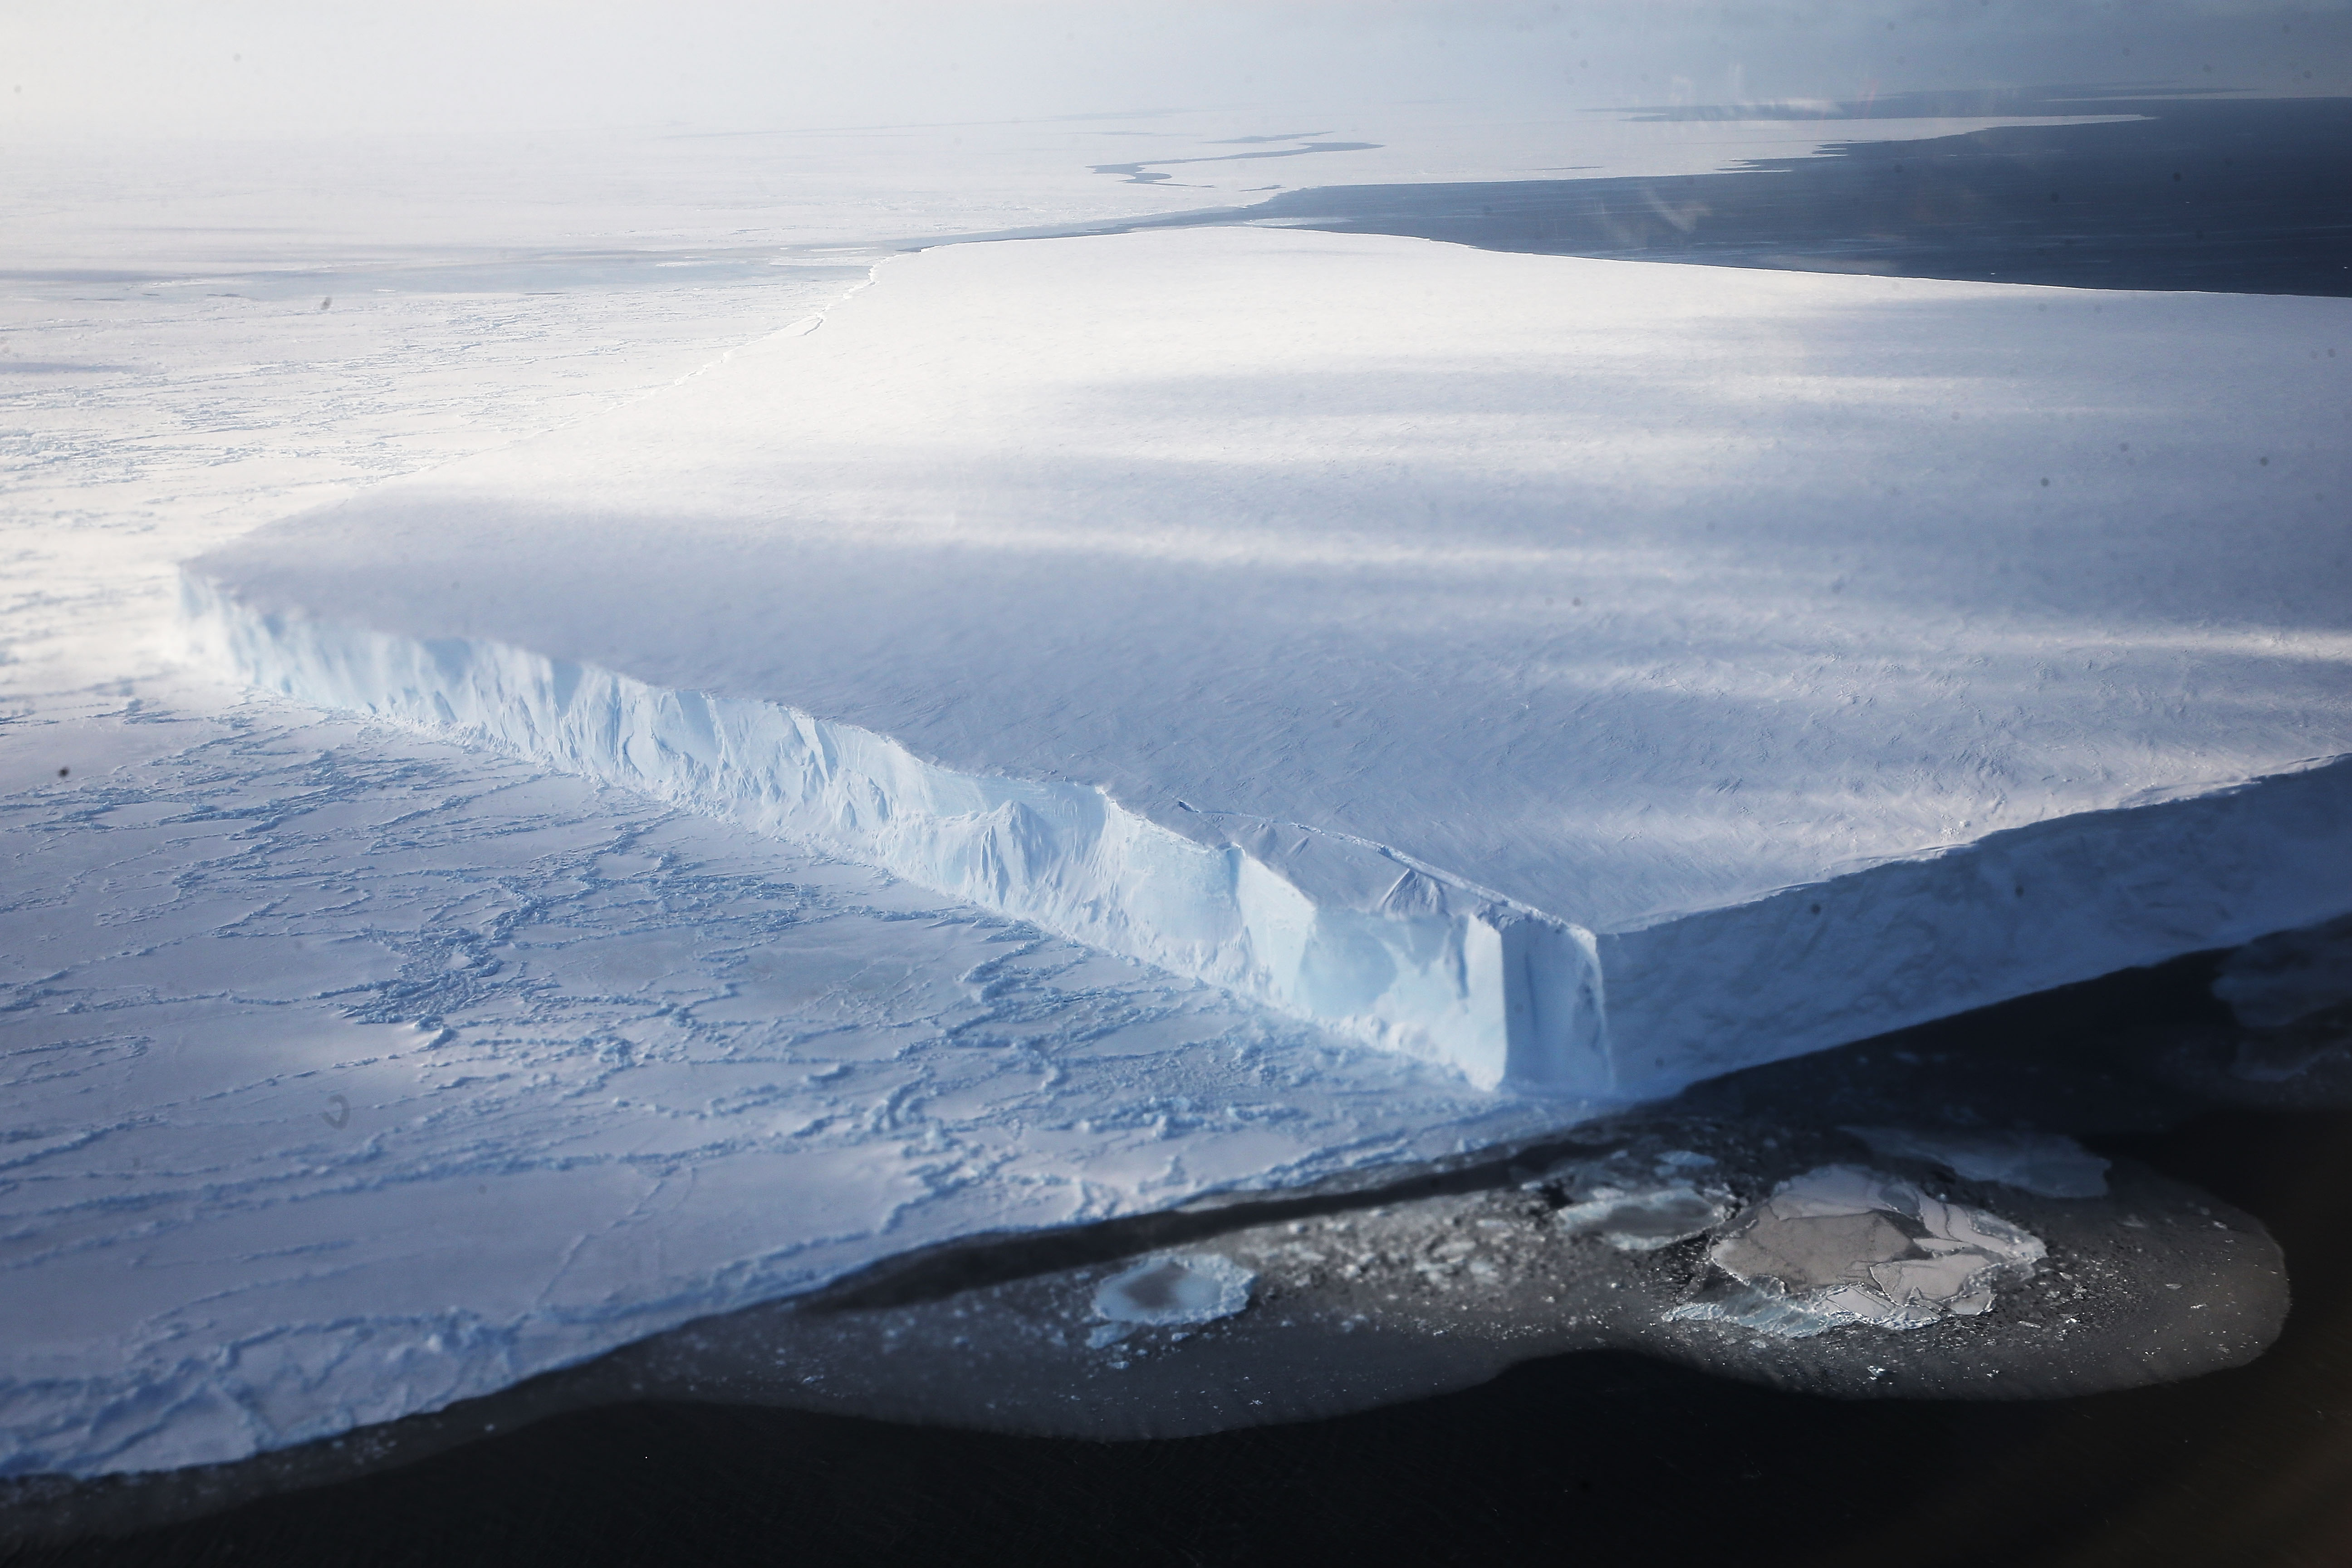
(2214, 914), (2352, 1029)
(1841, 1126), (2110, 1198)
(1553, 1185), (1731, 1251)
(1668, 1165), (2045, 1338)
(1091, 1253), (1256, 1330)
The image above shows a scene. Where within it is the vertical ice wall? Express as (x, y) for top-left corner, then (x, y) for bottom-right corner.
(184, 579), (1610, 1093)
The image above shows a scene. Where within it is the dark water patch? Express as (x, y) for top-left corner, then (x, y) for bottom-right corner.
(9, 1108), (2346, 1566)
(20, 936), (2352, 1553)
(1246, 97), (2352, 296)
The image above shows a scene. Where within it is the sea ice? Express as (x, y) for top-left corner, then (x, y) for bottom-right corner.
(1552, 1186), (1731, 1251)
(186, 227), (2352, 1096)
(0, 701), (1554, 1479)
(1092, 1254), (1257, 1332)
(1670, 1165), (2047, 1337)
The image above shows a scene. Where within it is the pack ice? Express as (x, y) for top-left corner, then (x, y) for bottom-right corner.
(185, 228), (2352, 1094)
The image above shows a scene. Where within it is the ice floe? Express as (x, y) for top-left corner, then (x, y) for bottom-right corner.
(1552, 1186), (1732, 1251)
(1671, 1165), (2048, 1337)
(1089, 1254), (1257, 1347)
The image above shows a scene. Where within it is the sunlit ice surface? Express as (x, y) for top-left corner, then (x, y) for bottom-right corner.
(5, 0), (2352, 1510)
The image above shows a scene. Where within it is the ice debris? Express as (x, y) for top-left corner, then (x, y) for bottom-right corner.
(2213, 913), (2352, 1029)
(1088, 1254), (1256, 1348)
(1841, 1126), (2110, 1198)
(1668, 1165), (2046, 1338)
(1553, 1186), (1731, 1251)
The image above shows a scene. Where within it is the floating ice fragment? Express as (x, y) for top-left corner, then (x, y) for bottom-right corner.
(1554, 1185), (1731, 1251)
(1668, 1165), (2045, 1337)
(1841, 1126), (2110, 1198)
(1091, 1254), (1256, 1330)
(1664, 1284), (1863, 1339)
(2214, 914), (2352, 1029)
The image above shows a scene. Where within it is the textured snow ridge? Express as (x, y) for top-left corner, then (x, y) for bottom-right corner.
(183, 578), (1603, 1094)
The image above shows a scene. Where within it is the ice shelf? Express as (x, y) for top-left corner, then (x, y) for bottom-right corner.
(184, 228), (2352, 1095)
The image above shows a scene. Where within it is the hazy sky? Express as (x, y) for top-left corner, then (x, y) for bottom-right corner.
(5, 1), (2347, 142)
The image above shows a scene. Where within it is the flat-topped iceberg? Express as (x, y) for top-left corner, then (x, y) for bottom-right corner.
(186, 228), (2352, 1094)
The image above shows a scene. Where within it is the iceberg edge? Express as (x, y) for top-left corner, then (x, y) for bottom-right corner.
(181, 573), (1607, 1093)
(184, 572), (2352, 1102)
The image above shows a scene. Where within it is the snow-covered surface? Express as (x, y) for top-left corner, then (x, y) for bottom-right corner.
(189, 226), (2352, 1094)
(0, 698), (1554, 1477)
(1552, 1186), (1732, 1252)
(11, 112), (2113, 283)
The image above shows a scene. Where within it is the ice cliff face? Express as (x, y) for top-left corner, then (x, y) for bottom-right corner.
(182, 573), (2352, 1107)
(183, 578), (1605, 1093)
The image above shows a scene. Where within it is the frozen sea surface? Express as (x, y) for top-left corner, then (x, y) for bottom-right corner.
(0, 698), (1553, 1477)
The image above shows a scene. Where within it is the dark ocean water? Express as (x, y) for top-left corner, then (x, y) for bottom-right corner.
(11, 94), (2352, 1568)
(18, 961), (2352, 1568)
(1249, 94), (2352, 296)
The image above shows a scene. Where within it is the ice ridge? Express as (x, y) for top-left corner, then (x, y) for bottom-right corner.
(182, 576), (1607, 1093)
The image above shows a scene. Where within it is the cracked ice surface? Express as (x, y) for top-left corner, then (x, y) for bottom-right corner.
(0, 701), (1558, 1477)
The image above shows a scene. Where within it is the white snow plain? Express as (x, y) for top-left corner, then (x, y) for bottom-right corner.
(188, 227), (2352, 1095)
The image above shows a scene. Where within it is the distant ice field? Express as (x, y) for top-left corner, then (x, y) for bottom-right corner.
(190, 227), (2352, 1095)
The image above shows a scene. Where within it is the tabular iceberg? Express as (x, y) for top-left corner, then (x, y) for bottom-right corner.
(186, 228), (2352, 1095)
